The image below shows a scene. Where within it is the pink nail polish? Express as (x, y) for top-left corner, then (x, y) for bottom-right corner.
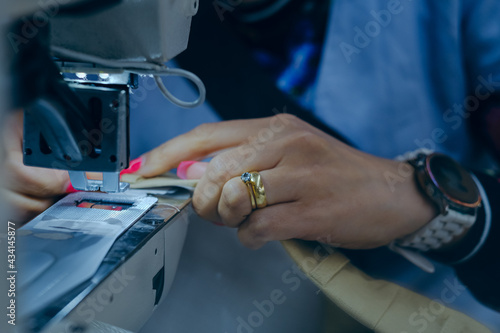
(120, 157), (143, 175)
(212, 221), (225, 227)
(65, 182), (78, 193)
(177, 161), (197, 179)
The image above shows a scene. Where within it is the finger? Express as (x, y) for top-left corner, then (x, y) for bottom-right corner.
(137, 116), (291, 177)
(176, 161), (207, 179)
(2, 189), (53, 224)
(237, 202), (308, 249)
(192, 138), (287, 222)
(217, 167), (299, 227)
(3, 111), (24, 154)
(4, 151), (69, 198)
(217, 178), (252, 227)
(185, 162), (208, 179)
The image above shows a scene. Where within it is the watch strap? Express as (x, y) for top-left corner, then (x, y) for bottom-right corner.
(388, 149), (479, 272)
(388, 209), (475, 273)
(395, 208), (475, 251)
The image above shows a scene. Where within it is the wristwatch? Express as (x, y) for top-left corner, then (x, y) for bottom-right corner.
(389, 151), (482, 273)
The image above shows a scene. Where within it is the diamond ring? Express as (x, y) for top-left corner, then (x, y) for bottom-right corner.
(241, 171), (267, 210)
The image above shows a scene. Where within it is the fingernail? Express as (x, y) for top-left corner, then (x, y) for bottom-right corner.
(212, 221), (225, 226)
(177, 161), (198, 180)
(120, 157), (144, 175)
(65, 181), (78, 193)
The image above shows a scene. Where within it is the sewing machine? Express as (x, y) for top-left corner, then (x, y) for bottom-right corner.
(17, 188), (194, 333)
(10, 0), (203, 193)
(2, 1), (202, 332)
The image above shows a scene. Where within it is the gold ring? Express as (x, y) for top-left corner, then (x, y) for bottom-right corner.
(241, 171), (267, 210)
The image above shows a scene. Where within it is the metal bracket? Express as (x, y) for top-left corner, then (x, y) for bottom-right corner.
(69, 171), (129, 193)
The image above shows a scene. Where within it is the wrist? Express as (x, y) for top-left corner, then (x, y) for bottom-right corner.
(388, 151), (482, 272)
(388, 160), (439, 240)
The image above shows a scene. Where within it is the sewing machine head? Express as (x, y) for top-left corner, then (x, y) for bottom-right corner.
(7, 0), (202, 192)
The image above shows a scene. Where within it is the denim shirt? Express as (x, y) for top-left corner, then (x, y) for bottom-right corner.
(313, 0), (500, 329)
(315, 0), (500, 166)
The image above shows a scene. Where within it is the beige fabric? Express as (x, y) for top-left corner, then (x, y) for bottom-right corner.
(121, 174), (198, 189)
(281, 239), (491, 333)
(323, 299), (373, 333)
(123, 175), (490, 332)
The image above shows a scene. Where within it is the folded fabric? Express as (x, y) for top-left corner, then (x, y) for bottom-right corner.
(281, 239), (491, 333)
(121, 173), (198, 189)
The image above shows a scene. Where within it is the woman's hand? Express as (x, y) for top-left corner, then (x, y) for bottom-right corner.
(137, 115), (437, 249)
(2, 111), (70, 223)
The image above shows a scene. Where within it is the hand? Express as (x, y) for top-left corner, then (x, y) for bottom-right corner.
(137, 115), (437, 249)
(2, 111), (70, 223)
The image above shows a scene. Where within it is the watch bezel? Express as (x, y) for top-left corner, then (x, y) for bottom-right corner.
(424, 153), (481, 209)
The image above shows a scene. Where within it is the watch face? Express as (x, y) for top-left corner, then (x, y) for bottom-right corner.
(427, 154), (480, 206)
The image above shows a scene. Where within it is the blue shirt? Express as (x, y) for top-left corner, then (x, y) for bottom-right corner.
(315, 0), (500, 167)
(313, 0), (500, 330)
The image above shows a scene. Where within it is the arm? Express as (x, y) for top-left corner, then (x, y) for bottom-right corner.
(136, 115), (500, 310)
(137, 115), (437, 250)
